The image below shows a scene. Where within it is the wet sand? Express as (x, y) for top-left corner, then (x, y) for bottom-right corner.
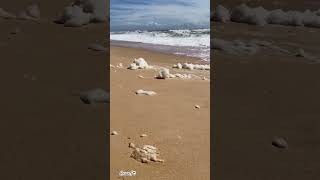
(110, 46), (210, 180)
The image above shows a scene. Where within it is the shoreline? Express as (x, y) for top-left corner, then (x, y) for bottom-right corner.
(110, 29), (210, 61)
(110, 42), (210, 64)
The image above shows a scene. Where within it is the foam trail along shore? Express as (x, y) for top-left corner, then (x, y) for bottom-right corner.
(55, 0), (107, 27)
(212, 4), (320, 28)
(0, 4), (40, 20)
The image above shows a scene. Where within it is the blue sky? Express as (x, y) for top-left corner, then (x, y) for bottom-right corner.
(110, 0), (210, 31)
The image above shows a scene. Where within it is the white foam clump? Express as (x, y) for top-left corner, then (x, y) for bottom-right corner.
(212, 38), (259, 55)
(1, 4), (40, 20)
(20, 4), (41, 20)
(173, 63), (183, 69)
(173, 63), (210, 70)
(0, 8), (16, 19)
(79, 88), (109, 104)
(295, 48), (318, 62)
(128, 58), (151, 70)
(156, 68), (192, 79)
(213, 4), (320, 28)
(230, 4), (269, 26)
(130, 145), (164, 163)
(173, 73), (192, 79)
(135, 89), (157, 96)
(56, 0), (107, 27)
(212, 5), (231, 23)
(156, 68), (171, 79)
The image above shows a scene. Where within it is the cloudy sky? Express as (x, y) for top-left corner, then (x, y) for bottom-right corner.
(110, 0), (210, 31)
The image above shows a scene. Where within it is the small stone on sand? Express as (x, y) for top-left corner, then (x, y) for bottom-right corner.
(195, 105), (201, 109)
(296, 48), (306, 57)
(129, 142), (135, 148)
(272, 137), (288, 148)
(111, 131), (118, 135)
(116, 63), (123, 68)
(10, 28), (21, 35)
(140, 134), (148, 138)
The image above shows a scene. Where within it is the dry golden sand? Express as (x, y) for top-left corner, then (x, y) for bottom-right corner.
(110, 46), (210, 180)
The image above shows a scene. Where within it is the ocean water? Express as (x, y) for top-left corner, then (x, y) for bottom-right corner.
(110, 29), (210, 61)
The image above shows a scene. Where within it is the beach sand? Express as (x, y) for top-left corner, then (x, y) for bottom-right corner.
(0, 7), (108, 179)
(212, 5), (320, 178)
(110, 46), (210, 180)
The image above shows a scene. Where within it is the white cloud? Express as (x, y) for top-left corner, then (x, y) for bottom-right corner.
(111, 0), (210, 30)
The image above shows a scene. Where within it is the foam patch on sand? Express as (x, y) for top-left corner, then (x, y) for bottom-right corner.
(88, 43), (106, 51)
(128, 58), (152, 70)
(135, 89), (157, 96)
(212, 5), (231, 23)
(212, 38), (320, 62)
(0, 8), (16, 19)
(295, 48), (319, 62)
(79, 88), (109, 104)
(212, 38), (259, 55)
(116, 63), (123, 68)
(0, 4), (40, 20)
(212, 4), (320, 28)
(55, 0), (107, 27)
(172, 73), (193, 79)
(173, 63), (210, 70)
(18, 4), (40, 20)
(130, 145), (164, 163)
(211, 38), (290, 55)
(155, 68), (193, 79)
